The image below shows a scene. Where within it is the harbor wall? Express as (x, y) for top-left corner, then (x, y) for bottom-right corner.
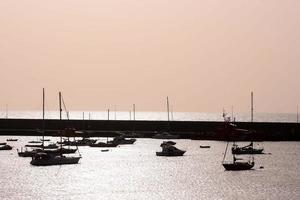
(0, 119), (299, 141)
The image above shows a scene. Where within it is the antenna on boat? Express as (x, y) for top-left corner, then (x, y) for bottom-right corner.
(114, 105), (117, 120)
(251, 91), (254, 123)
(107, 109), (110, 120)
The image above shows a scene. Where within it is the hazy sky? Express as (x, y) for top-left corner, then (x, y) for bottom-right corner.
(0, 0), (299, 113)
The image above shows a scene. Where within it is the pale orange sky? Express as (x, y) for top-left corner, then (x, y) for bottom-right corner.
(0, 0), (299, 113)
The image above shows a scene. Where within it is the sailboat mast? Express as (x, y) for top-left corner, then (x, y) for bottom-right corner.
(133, 104), (136, 133)
(5, 104), (8, 119)
(171, 105), (174, 121)
(297, 105), (299, 123)
(42, 88), (45, 148)
(251, 92), (254, 123)
(167, 97), (170, 122)
(133, 104), (136, 121)
(59, 92), (62, 150)
(107, 109), (110, 120)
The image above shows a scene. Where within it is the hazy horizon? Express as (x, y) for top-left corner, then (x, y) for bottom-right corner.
(1, 1), (299, 113)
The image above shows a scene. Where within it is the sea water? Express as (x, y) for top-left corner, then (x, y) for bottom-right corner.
(0, 137), (299, 200)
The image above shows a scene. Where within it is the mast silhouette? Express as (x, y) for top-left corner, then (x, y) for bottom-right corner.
(251, 92), (254, 123)
(42, 88), (45, 149)
(59, 92), (63, 154)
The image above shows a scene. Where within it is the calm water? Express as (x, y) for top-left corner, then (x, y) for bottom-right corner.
(1, 111), (299, 122)
(0, 136), (299, 200)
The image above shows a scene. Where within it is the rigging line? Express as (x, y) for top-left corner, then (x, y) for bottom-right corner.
(61, 95), (69, 120)
(76, 145), (81, 157)
(222, 141), (229, 163)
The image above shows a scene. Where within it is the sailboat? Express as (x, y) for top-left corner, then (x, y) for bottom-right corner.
(30, 91), (81, 166)
(222, 141), (255, 170)
(231, 92), (264, 155)
(153, 97), (179, 139)
(221, 113), (255, 170)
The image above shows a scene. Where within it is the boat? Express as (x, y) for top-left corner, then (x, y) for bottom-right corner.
(6, 138), (18, 141)
(153, 97), (180, 140)
(30, 90), (81, 166)
(101, 149), (109, 152)
(222, 155), (255, 171)
(221, 112), (255, 171)
(231, 142), (263, 154)
(109, 135), (136, 145)
(31, 153), (81, 166)
(231, 93), (264, 154)
(0, 142), (7, 145)
(152, 132), (180, 139)
(43, 147), (77, 154)
(43, 143), (58, 149)
(89, 142), (118, 147)
(25, 144), (43, 148)
(18, 147), (41, 157)
(200, 145), (211, 148)
(0, 144), (13, 150)
(58, 137), (97, 146)
(156, 141), (185, 156)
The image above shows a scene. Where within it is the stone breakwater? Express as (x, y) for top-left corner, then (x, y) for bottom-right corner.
(0, 119), (299, 141)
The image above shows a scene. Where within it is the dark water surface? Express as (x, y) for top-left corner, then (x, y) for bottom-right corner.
(0, 137), (299, 200)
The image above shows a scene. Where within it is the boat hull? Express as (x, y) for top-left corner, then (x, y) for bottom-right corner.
(232, 148), (263, 154)
(156, 150), (186, 157)
(0, 145), (13, 150)
(89, 142), (118, 147)
(222, 162), (254, 170)
(7, 139), (18, 141)
(200, 146), (210, 148)
(30, 156), (81, 166)
(116, 139), (136, 145)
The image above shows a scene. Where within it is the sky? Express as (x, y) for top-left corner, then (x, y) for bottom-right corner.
(0, 0), (299, 113)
